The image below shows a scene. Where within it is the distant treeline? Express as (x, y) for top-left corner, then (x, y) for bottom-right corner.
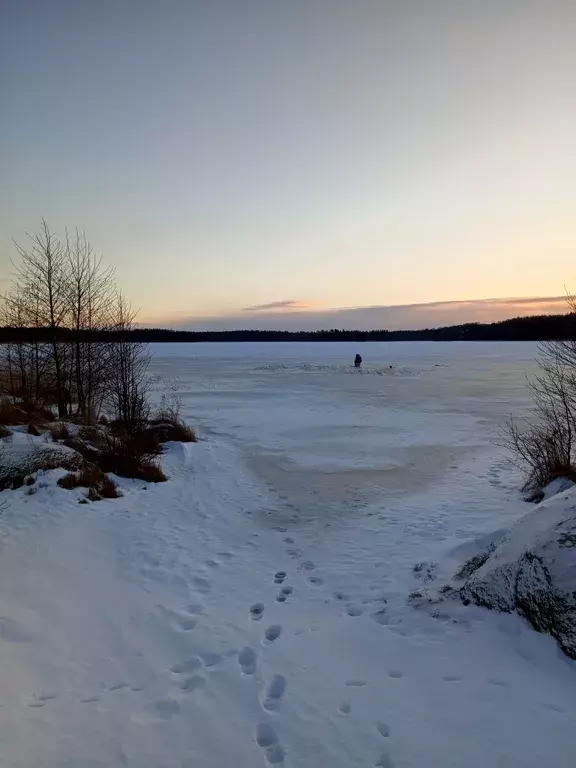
(1, 312), (576, 343)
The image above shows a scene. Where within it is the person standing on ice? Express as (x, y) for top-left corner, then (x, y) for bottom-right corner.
(354, 353), (362, 369)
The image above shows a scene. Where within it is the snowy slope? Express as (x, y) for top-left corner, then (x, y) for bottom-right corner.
(1, 342), (576, 767)
(1, 436), (576, 768)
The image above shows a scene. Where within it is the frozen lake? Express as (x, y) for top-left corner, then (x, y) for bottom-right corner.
(4, 340), (576, 768)
(150, 341), (539, 516)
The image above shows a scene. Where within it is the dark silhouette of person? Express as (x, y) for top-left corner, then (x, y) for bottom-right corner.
(354, 353), (362, 368)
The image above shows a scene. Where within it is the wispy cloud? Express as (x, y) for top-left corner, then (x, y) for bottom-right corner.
(156, 295), (570, 332)
(242, 299), (309, 312)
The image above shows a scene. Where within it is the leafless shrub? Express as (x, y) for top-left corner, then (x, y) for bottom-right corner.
(105, 293), (151, 433)
(501, 294), (576, 495)
(98, 431), (167, 482)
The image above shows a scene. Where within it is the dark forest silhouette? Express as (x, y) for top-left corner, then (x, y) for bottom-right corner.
(1, 312), (575, 343)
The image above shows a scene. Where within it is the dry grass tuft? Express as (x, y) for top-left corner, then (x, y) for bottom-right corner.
(150, 409), (197, 444)
(97, 430), (167, 482)
(50, 421), (70, 441)
(58, 462), (122, 500)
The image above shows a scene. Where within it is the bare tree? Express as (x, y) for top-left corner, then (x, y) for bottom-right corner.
(11, 220), (70, 416)
(502, 293), (576, 494)
(2, 220), (152, 436)
(65, 229), (116, 421)
(106, 292), (151, 432)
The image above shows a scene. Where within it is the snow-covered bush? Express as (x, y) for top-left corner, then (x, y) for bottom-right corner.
(0, 438), (81, 490)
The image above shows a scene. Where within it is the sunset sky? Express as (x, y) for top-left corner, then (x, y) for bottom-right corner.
(1, 1), (575, 330)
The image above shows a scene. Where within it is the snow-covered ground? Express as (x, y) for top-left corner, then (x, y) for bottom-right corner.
(1, 342), (576, 767)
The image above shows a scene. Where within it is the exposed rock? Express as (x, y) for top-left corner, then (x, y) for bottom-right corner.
(460, 487), (576, 658)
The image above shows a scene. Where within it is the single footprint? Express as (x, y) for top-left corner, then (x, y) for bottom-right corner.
(200, 652), (223, 668)
(283, 537), (294, 544)
(255, 724), (285, 765)
(388, 670), (403, 679)
(300, 560), (316, 571)
(239, 647), (257, 675)
(376, 722), (391, 738)
(286, 548), (303, 558)
(346, 605), (363, 617)
(442, 673), (462, 682)
(487, 677), (508, 688)
(256, 723), (278, 748)
(345, 679), (367, 687)
(334, 591), (349, 601)
(339, 700), (351, 714)
(263, 674), (287, 711)
(80, 696), (100, 704)
(174, 615), (197, 632)
(375, 750), (395, 767)
(38, 693), (56, 702)
(372, 610), (389, 625)
(187, 604), (204, 615)
(265, 744), (285, 765)
(309, 576), (324, 585)
(193, 576), (211, 594)
(276, 586), (293, 603)
(264, 625), (282, 643)
(274, 571), (287, 584)
(153, 699), (181, 719)
(250, 603), (265, 621)
(109, 683), (129, 691)
(171, 658), (202, 674)
(179, 675), (206, 693)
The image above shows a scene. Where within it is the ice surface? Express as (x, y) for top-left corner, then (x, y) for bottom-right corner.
(1, 342), (575, 767)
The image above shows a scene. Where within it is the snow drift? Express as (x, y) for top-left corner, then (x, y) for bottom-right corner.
(461, 485), (576, 658)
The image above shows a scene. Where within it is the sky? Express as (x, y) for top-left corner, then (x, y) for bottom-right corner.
(1, 1), (575, 331)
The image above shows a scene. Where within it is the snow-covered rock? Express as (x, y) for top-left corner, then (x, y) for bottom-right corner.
(460, 486), (576, 658)
(0, 430), (81, 487)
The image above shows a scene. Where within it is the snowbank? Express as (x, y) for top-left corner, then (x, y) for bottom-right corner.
(461, 485), (576, 658)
